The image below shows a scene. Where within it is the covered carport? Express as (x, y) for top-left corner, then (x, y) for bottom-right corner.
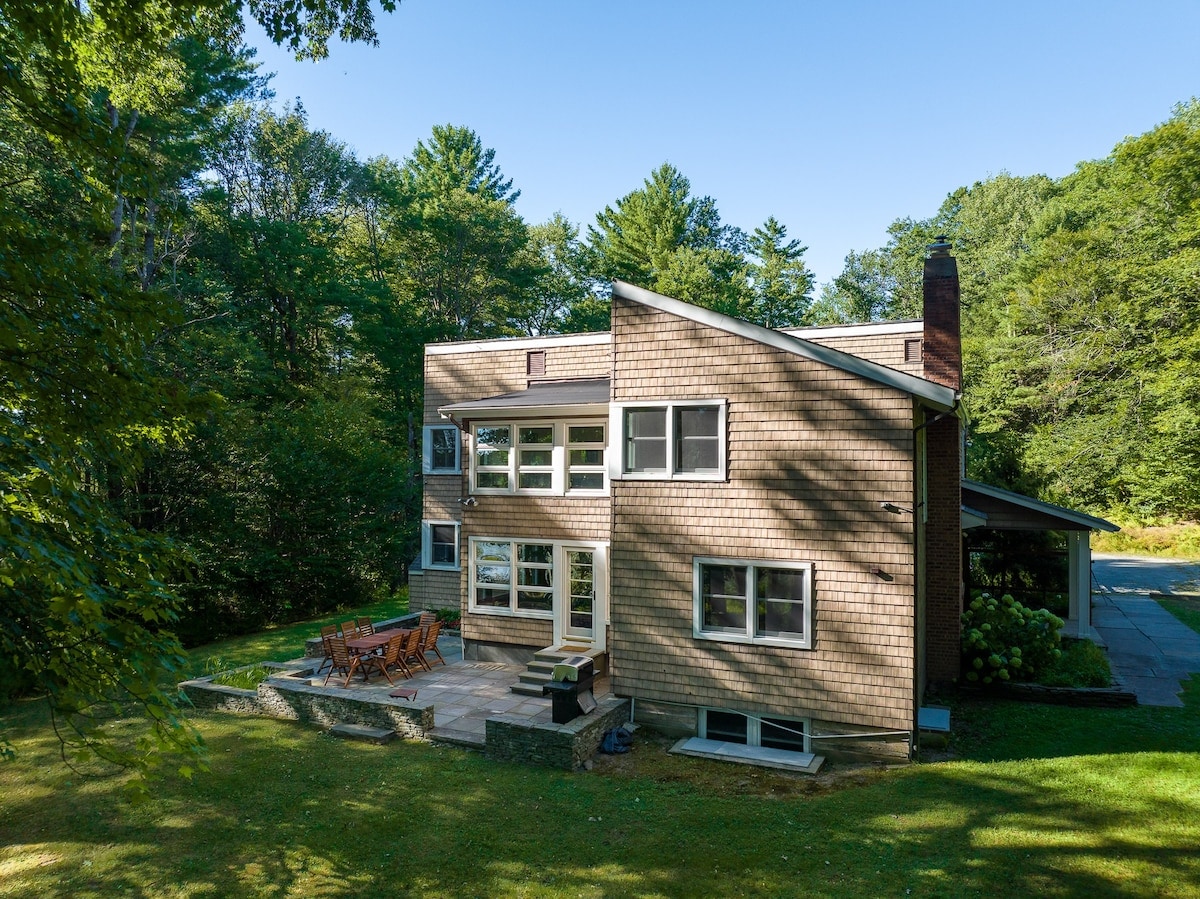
(961, 479), (1119, 641)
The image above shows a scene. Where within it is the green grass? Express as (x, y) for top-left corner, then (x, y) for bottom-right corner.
(2, 684), (1198, 898)
(1159, 596), (1200, 637)
(206, 664), (274, 690)
(2, 607), (1198, 897)
(179, 590), (408, 680)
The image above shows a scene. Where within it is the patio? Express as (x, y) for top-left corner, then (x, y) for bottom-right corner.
(301, 634), (561, 744)
(181, 632), (628, 769)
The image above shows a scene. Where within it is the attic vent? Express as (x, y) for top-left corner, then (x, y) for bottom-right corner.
(904, 338), (922, 363)
(526, 350), (546, 377)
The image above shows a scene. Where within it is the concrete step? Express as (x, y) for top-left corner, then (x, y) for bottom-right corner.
(329, 723), (397, 744)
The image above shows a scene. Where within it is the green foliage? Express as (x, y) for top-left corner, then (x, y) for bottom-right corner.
(435, 607), (462, 629)
(961, 593), (1063, 684)
(744, 216), (815, 327)
(204, 659), (273, 689)
(1091, 522), (1200, 559)
(1037, 638), (1112, 688)
(588, 163), (752, 317)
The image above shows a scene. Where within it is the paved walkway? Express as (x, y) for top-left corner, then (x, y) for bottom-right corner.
(1091, 554), (1200, 706)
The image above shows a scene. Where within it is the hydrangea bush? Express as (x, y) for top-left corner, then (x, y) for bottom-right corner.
(961, 592), (1063, 684)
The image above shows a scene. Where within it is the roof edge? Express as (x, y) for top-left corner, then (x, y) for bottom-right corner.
(426, 332), (611, 355)
(611, 280), (957, 410)
(961, 479), (1120, 532)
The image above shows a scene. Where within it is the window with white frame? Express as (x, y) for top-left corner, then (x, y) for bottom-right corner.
(612, 400), (726, 480)
(470, 421), (607, 495)
(421, 521), (460, 570)
(700, 709), (809, 753)
(422, 425), (461, 474)
(694, 557), (812, 648)
(470, 538), (604, 616)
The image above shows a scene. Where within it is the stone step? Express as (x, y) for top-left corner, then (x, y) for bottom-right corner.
(427, 726), (486, 747)
(520, 668), (552, 684)
(329, 723), (397, 744)
(510, 681), (548, 698)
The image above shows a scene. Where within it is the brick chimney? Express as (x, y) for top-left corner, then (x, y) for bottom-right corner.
(920, 236), (964, 688)
(922, 236), (961, 392)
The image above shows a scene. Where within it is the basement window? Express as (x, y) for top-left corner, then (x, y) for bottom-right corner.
(699, 709), (809, 753)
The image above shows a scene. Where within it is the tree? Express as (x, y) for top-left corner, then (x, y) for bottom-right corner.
(508, 214), (593, 336)
(745, 216), (815, 328)
(403, 124), (519, 205)
(588, 162), (750, 315)
(0, 0), (401, 785)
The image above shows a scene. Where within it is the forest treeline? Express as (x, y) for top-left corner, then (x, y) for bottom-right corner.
(2, 0), (1198, 776)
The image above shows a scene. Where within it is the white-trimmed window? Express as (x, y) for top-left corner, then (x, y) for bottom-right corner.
(421, 520), (460, 570)
(694, 557), (812, 648)
(700, 709), (810, 753)
(422, 424), (461, 474)
(470, 421), (607, 495)
(611, 400), (726, 480)
(469, 537), (606, 618)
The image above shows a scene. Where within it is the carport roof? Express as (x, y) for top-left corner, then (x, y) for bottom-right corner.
(962, 479), (1119, 532)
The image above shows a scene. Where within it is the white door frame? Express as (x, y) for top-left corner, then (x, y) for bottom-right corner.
(553, 542), (607, 652)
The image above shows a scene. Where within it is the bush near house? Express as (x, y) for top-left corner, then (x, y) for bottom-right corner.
(961, 592), (1063, 684)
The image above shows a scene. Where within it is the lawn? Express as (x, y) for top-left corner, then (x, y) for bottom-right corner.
(179, 591), (410, 680)
(1, 608), (1199, 897)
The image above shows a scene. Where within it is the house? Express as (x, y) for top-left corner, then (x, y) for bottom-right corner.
(410, 241), (1115, 761)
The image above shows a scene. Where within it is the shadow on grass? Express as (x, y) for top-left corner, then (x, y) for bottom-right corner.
(3, 692), (1200, 898)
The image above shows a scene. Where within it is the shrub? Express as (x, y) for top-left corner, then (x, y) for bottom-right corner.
(961, 592), (1063, 685)
(1038, 638), (1112, 688)
(435, 608), (461, 630)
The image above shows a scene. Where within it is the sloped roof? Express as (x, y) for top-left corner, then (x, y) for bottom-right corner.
(612, 280), (958, 411)
(962, 479), (1119, 532)
(440, 378), (610, 418)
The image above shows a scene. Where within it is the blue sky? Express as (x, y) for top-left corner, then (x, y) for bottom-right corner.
(244, 1), (1200, 286)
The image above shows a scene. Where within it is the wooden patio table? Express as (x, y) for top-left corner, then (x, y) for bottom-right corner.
(346, 632), (392, 655)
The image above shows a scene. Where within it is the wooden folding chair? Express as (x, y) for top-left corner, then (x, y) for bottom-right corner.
(340, 620), (359, 640)
(361, 632), (405, 685)
(323, 636), (368, 687)
(418, 619), (446, 668)
(316, 625), (338, 673)
(399, 628), (428, 675)
(356, 617), (375, 637)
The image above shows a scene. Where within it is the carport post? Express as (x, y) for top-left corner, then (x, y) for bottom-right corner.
(1067, 531), (1091, 638)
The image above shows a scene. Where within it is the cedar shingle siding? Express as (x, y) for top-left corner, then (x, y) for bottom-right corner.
(414, 337), (614, 637)
(609, 298), (917, 732)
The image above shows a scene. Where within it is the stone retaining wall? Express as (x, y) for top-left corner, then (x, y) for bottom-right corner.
(485, 697), (631, 770)
(180, 665), (433, 738)
(991, 682), (1138, 707)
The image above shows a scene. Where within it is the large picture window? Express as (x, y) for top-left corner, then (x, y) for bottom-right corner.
(694, 557), (812, 648)
(470, 421), (607, 495)
(469, 538), (605, 618)
(422, 425), (461, 474)
(611, 400), (726, 481)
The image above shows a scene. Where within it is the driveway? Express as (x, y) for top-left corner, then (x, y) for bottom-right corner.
(1091, 554), (1200, 706)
